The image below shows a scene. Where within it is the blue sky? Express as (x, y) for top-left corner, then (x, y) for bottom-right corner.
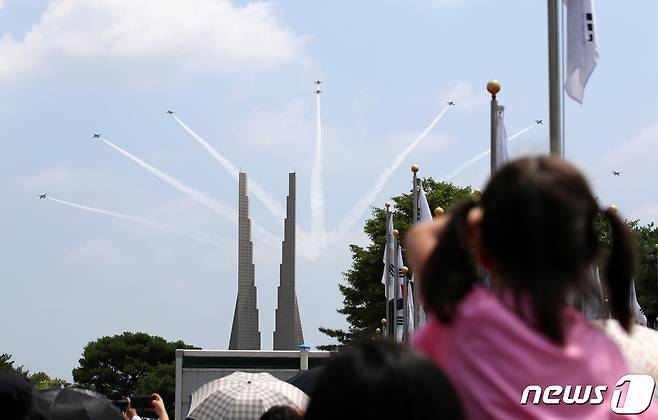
(1, 0), (657, 380)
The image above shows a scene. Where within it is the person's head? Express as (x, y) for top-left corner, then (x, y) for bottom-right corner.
(0, 371), (34, 420)
(260, 405), (303, 420)
(303, 339), (464, 420)
(420, 156), (635, 343)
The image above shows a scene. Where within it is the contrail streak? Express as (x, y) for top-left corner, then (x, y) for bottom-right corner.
(48, 197), (224, 247)
(172, 115), (286, 222)
(443, 122), (539, 181)
(99, 137), (279, 249)
(331, 105), (452, 239)
(310, 92), (326, 248)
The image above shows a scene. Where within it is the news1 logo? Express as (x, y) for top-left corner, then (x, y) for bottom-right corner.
(520, 375), (656, 414)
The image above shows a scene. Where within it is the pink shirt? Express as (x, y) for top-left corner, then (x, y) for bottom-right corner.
(413, 287), (658, 419)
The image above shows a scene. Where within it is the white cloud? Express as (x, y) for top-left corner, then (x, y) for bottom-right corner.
(64, 236), (125, 266)
(602, 123), (658, 171)
(440, 81), (487, 111)
(0, 1), (5, 11)
(0, 0), (306, 81)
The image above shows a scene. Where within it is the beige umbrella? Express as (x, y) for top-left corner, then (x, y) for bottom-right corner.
(187, 372), (308, 420)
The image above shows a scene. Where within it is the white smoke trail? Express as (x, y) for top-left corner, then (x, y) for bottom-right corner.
(443, 122), (539, 181)
(99, 137), (279, 249)
(331, 105), (452, 240)
(48, 197), (224, 247)
(310, 92), (326, 249)
(172, 115), (286, 222)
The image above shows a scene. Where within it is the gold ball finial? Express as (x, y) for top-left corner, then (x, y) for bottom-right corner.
(411, 164), (419, 174)
(393, 229), (399, 238)
(473, 188), (482, 199)
(434, 207), (445, 217)
(654, 244), (658, 252)
(381, 318), (387, 325)
(608, 205), (618, 215)
(384, 202), (390, 209)
(487, 80), (501, 97)
(401, 266), (409, 275)
(375, 328), (381, 334)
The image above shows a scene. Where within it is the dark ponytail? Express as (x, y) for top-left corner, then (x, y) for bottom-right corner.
(602, 207), (636, 332)
(421, 200), (479, 323)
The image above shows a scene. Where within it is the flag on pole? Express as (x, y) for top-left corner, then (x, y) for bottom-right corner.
(630, 279), (647, 326)
(495, 106), (509, 168)
(564, 0), (599, 103)
(413, 182), (433, 327)
(406, 278), (415, 336)
(381, 211), (396, 301)
(395, 245), (406, 342)
(582, 265), (606, 320)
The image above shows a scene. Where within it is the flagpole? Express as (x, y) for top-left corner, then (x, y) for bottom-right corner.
(411, 164), (420, 329)
(393, 228), (400, 341)
(384, 202), (391, 337)
(548, 0), (563, 157)
(487, 80), (501, 173)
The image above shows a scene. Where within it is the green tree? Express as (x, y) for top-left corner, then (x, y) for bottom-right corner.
(0, 353), (28, 375)
(29, 371), (71, 389)
(319, 179), (473, 349)
(72, 332), (196, 411)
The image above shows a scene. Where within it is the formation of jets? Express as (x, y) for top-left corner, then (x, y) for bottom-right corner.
(535, 120), (543, 124)
(613, 171), (621, 176)
(446, 101), (455, 106)
(166, 110), (175, 114)
(92, 133), (101, 139)
(315, 89), (322, 94)
(315, 80), (322, 85)
(38, 193), (47, 199)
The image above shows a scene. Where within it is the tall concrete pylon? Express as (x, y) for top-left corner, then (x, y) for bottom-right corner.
(229, 172), (261, 350)
(273, 173), (304, 349)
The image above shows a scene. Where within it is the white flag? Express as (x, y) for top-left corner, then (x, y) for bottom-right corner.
(418, 182), (432, 223)
(564, 0), (599, 103)
(582, 265), (606, 320)
(406, 279), (415, 336)
(413, 182), (433, 327)
(381, 212), (396, 301)
(495, 106), (509, 168)
(630, 279), (647, 326)
(395, 245), (405, 342)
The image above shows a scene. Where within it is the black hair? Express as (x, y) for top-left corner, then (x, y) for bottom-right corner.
(261, 405), (303, 420)
(421, 157), (635, 343)
(303, 339), (464, 420)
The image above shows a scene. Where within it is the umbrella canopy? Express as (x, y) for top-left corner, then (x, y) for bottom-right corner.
(286, 367), (324, 398)
(187, 372), (309, 420)
(33, 387), (123, 420)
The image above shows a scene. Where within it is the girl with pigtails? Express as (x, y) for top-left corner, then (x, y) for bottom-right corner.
(407, 157), (657, 419)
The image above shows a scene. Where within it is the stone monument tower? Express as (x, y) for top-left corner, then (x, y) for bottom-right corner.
(228, 172), (261, 350)
(273, 173), (304, 350)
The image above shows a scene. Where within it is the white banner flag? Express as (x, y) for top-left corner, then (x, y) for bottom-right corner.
(381, 212), (396, 301)
(630, 279), (647, 326)
(396, 245), (405, 342)
(495, 106), (509, 168)
(413, 182), (433, 327)
(564, 0), (599, 103)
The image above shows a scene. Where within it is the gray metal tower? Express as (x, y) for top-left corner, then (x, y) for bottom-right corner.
(273, 173), (304, 350)
(228, 172), (261, 350)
